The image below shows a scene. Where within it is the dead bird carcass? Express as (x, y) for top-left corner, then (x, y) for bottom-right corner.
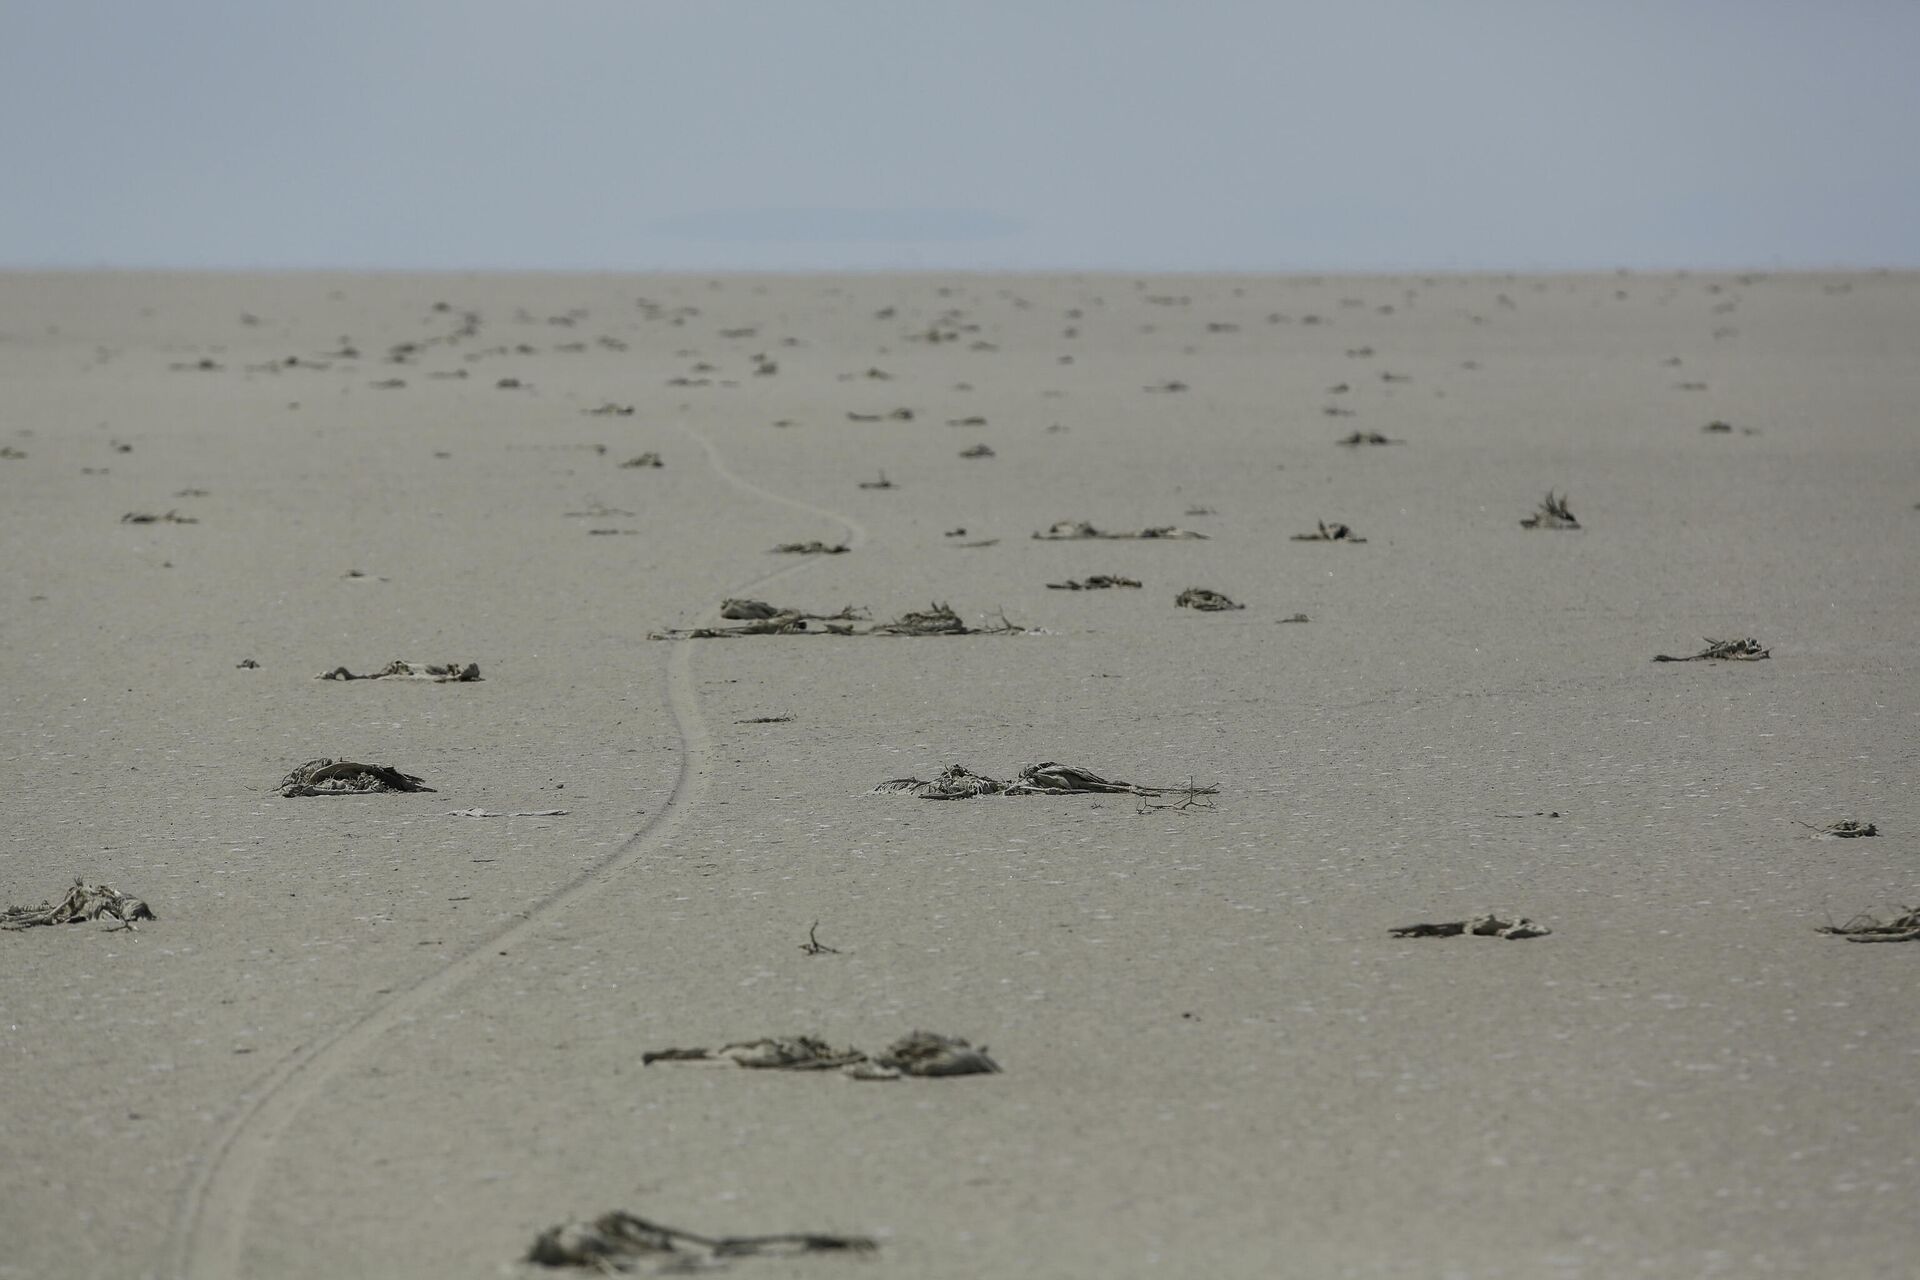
(527, 1210), (875, 1271)
(317, 660), (481, 682)
(871, 602), (1026, 636)
(1047, 575), (1142, 590)
(1652, 637), (1770, 662)
(875, 762), (1220, 800)
(721, 598), (867, 623)
(277, 758), (435, 797)
(1176, 587), (1243, 611)
(641, 1030), (999, 1080)
(3, 879), (156, 931)
(1032, 520), (1208, 541)
(1390, 914), (1551, 940)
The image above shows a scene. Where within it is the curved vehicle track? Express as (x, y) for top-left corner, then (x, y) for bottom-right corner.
(168, 424), (868, 1279)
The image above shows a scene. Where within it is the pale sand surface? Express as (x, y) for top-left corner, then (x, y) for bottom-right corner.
(2, 271), (1917, 1278)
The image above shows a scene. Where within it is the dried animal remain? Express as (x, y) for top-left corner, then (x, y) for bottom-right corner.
(277, 758), (434, 797)
(1291, 521), (1366, 542)
(875, 762), (1219, 801)
(1520, 490), (1580, 529)
(1818, 907), (1920, 943)
(871, 602), (1024, 636)
(1033, 520), (1208, 541)
(770, 541), (850, 554)
(445, 808), (568, 818)
(317, 660), (481, 682)
(1390, 915), (1551, 940)
(643, 1031), (998, 1080)
(649, 613), (825, 640)
(1176, 587), (1243, 611)
(619, 452), (663, 468)
(3, 880), (155, 931)
(853, 1032), (1001, 1079)
(655, 602), (1013, 640)
(1652, 637), (1770, 662)
(121, 510), (198, 524)
(1337, 431), (1401, 446)
(644, 1036), (868, 1070)
(1798, 820), (1878, 838)
(872, 602), (971, 636)
(1047, 575), (1142, 590)
(527, 1210), (876, 1272)
(720, 599), (865, 623)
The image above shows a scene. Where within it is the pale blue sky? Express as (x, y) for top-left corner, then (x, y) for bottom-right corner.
(3, 1), (1916, 271)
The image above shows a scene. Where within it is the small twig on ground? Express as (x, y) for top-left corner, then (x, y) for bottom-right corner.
(1291, 520), (1367, 543)
(1519, 490), (1580, 529)
(1817, 906), (1920, 943)
(800, 921), (841, 955)
(1137, 778), (1217, 813)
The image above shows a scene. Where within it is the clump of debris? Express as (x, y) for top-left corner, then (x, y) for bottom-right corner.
(1291, 520), (1366, 542)
(649, 613), (832, 639)
(277, 759), (434, 797)
(876, 762), (1219, 801)
(1337, 430), (1401, 446)
(318, 660), (481, 682)
(1799, 819), (1878, 838)
(1176, 587), (1243, 611)
(618, 452), (663, 468)
(1047, 575), (1141, 590)
(872, 602), (1025, 636)
(3, 880), (155, 931)
(1390, 915), (1551, 940)
(769, 540), (850, 554)
(1652, 637), (1770, 662)
(652, 601), (1021, 639)
(527, 1210), (876, 1272)
(121, 510), (198, 525)
(1519, 491), (1580, 529)
(642, 1030), (998, 1080)
(722, 599), (865, 622)
(1033, 520), (1208, 541)
(1818, 906), (1920, 943)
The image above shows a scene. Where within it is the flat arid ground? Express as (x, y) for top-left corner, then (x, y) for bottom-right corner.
(2, 270), (1916, 1279)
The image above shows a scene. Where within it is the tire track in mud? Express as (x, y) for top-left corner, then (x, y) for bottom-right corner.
(169, 423), (868, 1279)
